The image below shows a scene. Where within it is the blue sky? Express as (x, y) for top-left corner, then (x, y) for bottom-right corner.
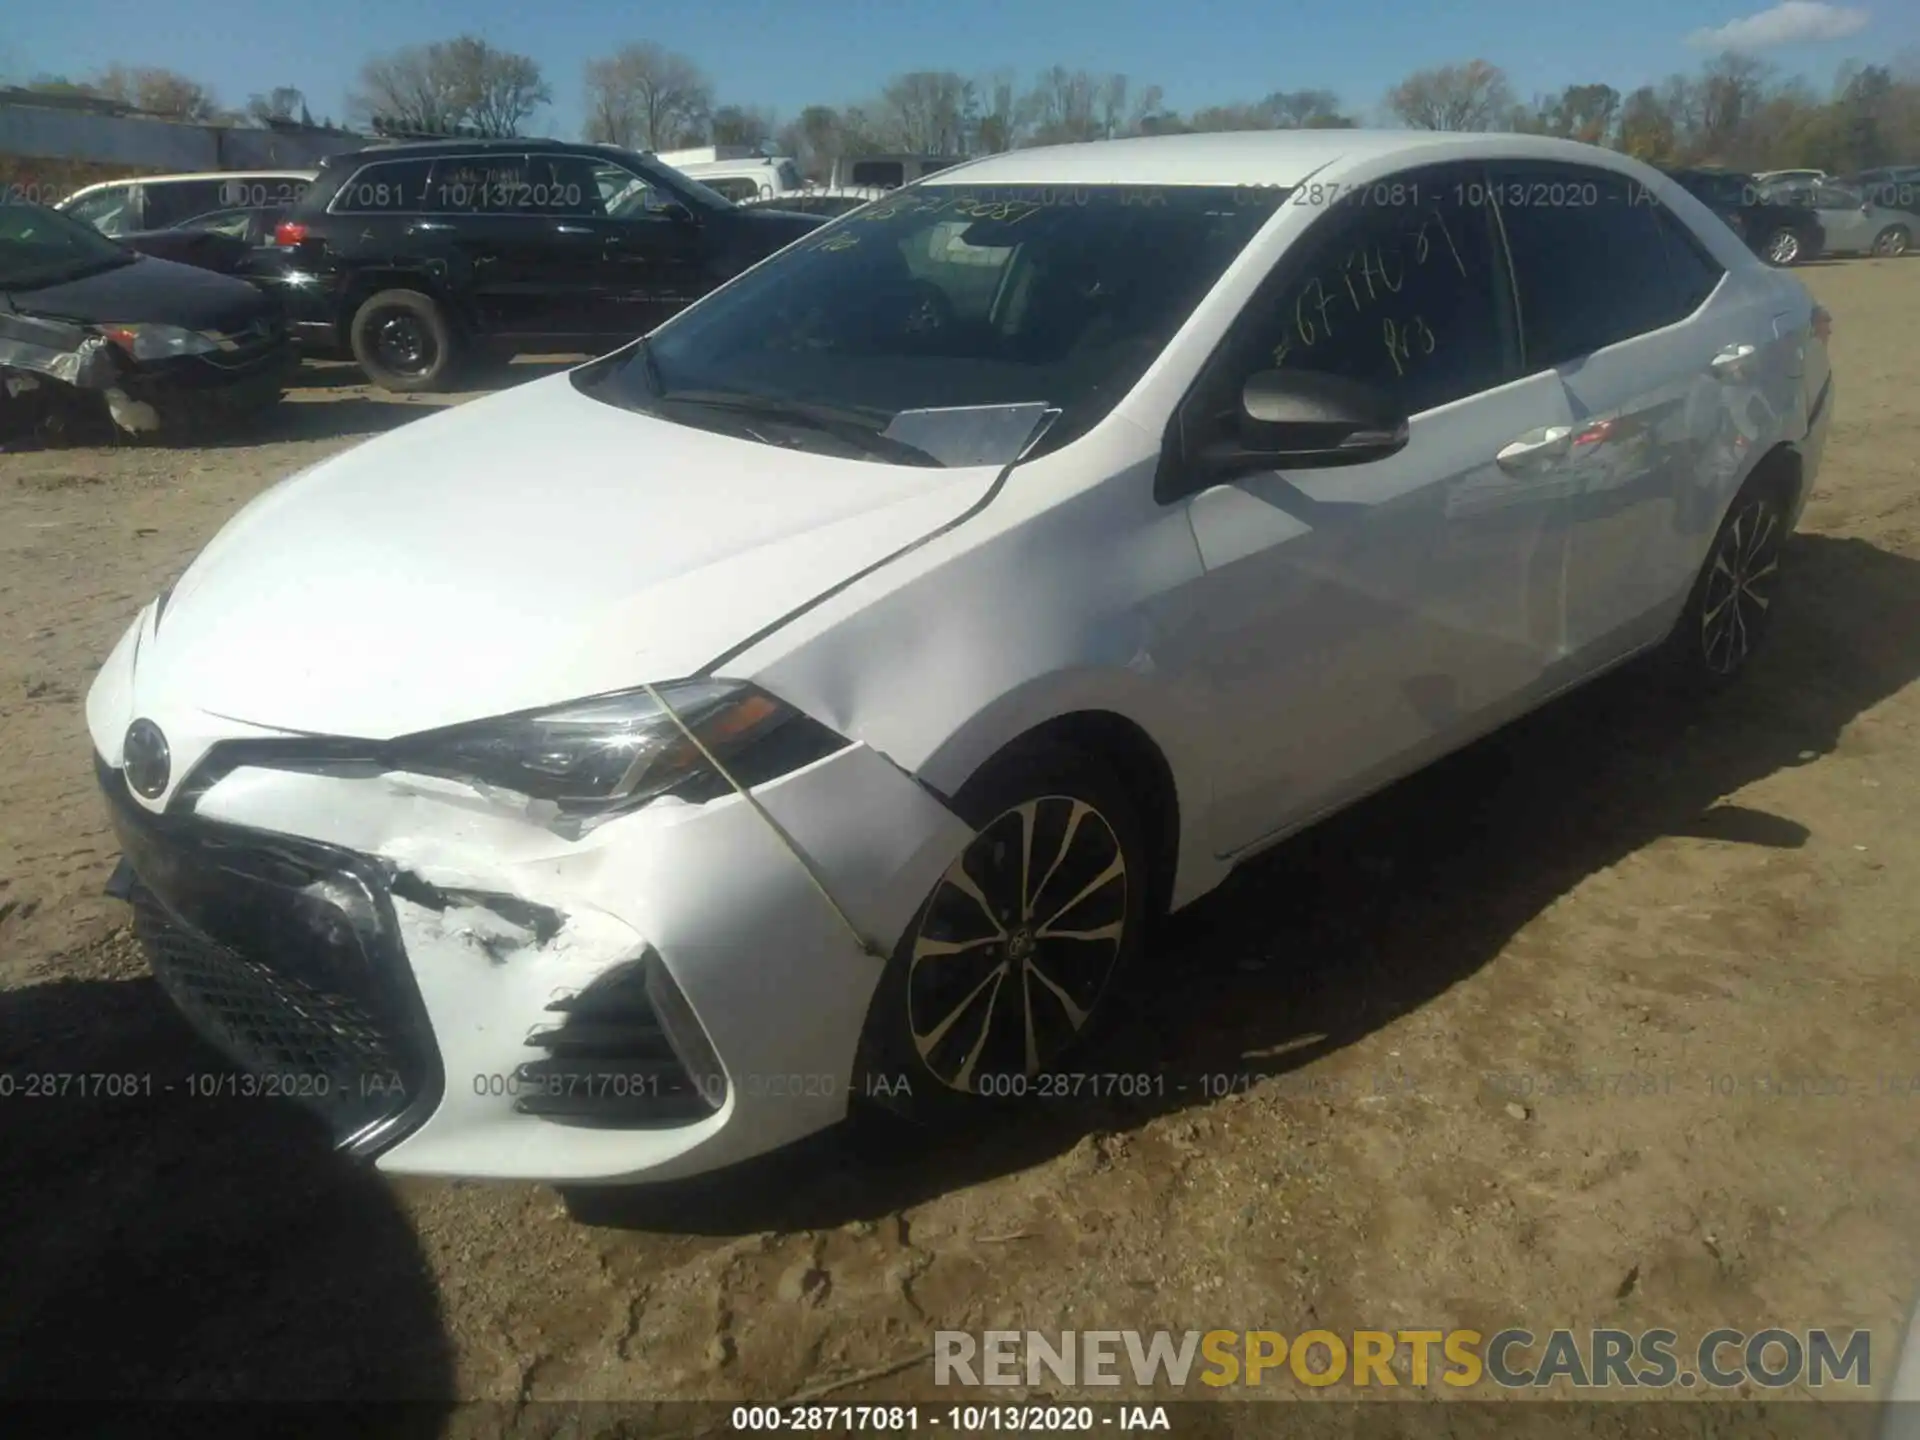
(6, 0), (1915, 137)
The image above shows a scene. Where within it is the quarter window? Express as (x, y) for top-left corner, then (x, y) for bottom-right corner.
(1493, 166), (1719, 369)
(144, 180), (226, 228)
(1224, 176), (1516, 417)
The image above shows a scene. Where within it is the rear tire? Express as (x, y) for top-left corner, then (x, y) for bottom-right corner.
(349, 288), (460, 393)
(1873, 225), (1911, 258)
(852, 743), (1151, 1129)
(1656, 471), (1792, 693)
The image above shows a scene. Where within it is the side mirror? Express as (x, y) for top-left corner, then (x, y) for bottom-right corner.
(1199, 369), (1410, 480)
(657, 200), (696, 225)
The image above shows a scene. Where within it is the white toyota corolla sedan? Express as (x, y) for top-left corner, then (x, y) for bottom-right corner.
(87, 130), (1834, 1184)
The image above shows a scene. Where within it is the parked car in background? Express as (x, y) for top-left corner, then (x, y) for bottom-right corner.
(1766, 180), (1911, 257)
(57, 171), (314, 238)
(1664, 167), (1825, 265)
(737, 185), (888, 218)
(88, 131), (1831, 1184)
(242, 138), (825, 391)
(0, 201), (291, 439)
(119, 206), (288, 276)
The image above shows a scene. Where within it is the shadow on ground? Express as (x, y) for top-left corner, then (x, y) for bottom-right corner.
(0, 972), (452, 1421)
(568, 530), (1920, 1235)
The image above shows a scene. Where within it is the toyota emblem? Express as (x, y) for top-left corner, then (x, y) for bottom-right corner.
(123, 719), (171, 799)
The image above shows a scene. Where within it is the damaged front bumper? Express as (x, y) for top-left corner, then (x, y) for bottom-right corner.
(2, 309), (292, 439)
(90, 655), (971, 1185)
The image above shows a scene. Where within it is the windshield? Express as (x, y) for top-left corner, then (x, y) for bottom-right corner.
(0, 201), (136, 288)
(587, 184), (1282, 466)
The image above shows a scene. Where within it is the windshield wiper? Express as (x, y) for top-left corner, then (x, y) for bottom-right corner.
(654, 389), (943, 467)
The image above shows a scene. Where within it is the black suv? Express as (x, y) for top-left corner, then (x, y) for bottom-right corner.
(243, 139), (827, 390)
(1663, 168), (1825, 266)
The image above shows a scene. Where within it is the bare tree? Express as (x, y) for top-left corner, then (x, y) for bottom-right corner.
(1019, 66), (1105, 144)
(873, 71), (973, 152)
(1263, 89), (1355, 127)
(1695, 50), (1773, 159)
(94, 65), (221, 121)
(1384, 59), (1515, 131)
(353, 38), (548, 136)
(1521, 82), (1622, 144)
(582, 43), (712, 150)
(975, 70), (1023, 151)
(1616, 85), (1681, 162)
(246, 86), (308, 126)
(709, 104), (776, 148)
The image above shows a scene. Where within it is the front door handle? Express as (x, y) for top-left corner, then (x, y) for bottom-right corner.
(553, 223), (594, 236)
(1495, 426), (1572, 470)
(1711, 343), (1757, 375)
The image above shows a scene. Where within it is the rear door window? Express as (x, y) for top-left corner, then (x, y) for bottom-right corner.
(425, 155), (537, 215)
(330, 159), (433, 214)
(1492, 165), (1712, 370)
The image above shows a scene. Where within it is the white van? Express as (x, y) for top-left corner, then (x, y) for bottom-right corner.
(667, 155), (808, 204)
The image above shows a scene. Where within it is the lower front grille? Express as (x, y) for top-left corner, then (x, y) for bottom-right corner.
(99, 757), (442, 1155)
(133, 884), (419, 1140)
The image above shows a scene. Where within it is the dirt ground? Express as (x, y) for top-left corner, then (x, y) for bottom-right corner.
(2, 264), (1918, 1423)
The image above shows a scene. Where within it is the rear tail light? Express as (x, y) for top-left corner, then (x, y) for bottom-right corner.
(1811, 304), (1833, 344)
(273, 221), (309, 247)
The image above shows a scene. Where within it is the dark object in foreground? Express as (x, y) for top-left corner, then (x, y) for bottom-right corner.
(1, 201), (291, 442)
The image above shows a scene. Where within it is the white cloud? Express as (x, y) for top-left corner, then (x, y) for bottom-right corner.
(1686, 0), (1871, 49)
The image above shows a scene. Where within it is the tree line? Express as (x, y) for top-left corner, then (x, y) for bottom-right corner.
(11, 39), (1920, 177)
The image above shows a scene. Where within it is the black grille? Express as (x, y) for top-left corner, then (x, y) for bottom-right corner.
(514, 957), (722, 1128)
(98, 758), (442, 1155)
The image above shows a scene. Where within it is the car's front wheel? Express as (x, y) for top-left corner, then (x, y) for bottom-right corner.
(349, 288), (461, 393)
(1873, 225), (1911, 258)
(1660, 472), (1791, 690)
(1761, 226), (1805, 265)
(854, 742), (1150, 1125)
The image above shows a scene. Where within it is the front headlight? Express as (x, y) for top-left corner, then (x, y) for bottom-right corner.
(99, 323), (220, 362)
(387, 680), (847, 832)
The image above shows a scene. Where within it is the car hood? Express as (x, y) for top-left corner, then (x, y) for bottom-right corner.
(12, 252), (269, 332)
(142, 371), (1001, 738)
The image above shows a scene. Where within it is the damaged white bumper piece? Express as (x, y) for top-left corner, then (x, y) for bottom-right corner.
(90, 607), (970, 1183)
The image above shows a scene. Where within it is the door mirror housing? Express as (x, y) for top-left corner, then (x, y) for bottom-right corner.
(1198, 369), (1410, 481)
(655, 199), (697, 225)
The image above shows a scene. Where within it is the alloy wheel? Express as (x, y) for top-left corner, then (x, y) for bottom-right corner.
(1874, 227), (1911, 258)
(1700, 497), (1783, 676)
(906, 796), (1128, 1093)
(1766, 229), (1802, 265)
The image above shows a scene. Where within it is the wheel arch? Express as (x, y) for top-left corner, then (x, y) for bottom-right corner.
(916, 688), (1211, 924)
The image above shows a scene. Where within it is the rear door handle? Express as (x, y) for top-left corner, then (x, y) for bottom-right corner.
(406, 220), (453, 234)
(553, 223), (595, 236)
(1711, 343), (1757, 375)
(1495, 426), (1572, 470)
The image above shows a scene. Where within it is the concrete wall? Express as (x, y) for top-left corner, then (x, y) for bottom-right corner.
(0, 103), (367, 171)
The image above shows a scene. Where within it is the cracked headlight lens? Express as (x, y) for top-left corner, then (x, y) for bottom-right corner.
(387, 680), (845, 826)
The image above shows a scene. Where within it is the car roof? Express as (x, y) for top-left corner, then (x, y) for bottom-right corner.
(931, 130), (1663, 188)
(329, 137), (637, 162)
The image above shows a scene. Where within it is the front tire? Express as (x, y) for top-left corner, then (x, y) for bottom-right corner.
(1761, 226), (1805, 266)
(1873, 225), (1911, 258)
(349, 288), (460, 393)
(1659, 473), (1791, 691)
(854, 743), (1150, 1126)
